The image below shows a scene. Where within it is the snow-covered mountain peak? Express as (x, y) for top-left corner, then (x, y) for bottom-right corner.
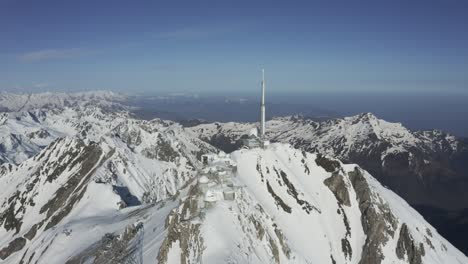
(0, 90), (128, 112)
(0, 90), (467, 262)
(188, 113), (468, 212)
(0, 96), (466, 263)
(0, 127), (216, 262)
(332, 113), (416, 145)
(155, 143), (467, 263)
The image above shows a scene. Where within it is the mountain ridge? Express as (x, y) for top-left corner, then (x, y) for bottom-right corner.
(2, 138), (466, 263)
(187, 113), (468, 211)
(0, 94), (467, 263)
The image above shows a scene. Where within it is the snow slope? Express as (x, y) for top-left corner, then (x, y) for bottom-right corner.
(0, 107), (129, 164)
(1, 128), (466, 263)
(0, 130), (214, 262)
(0, 106), (218, 262)
(0, 93), (467, 263)
(156, 143), (468, 264)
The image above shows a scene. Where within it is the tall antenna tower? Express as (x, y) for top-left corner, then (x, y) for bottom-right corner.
(260, 69), (266, 138)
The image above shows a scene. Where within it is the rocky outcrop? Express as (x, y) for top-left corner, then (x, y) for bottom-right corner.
(66, 223), (144, 264)
(0, 237), (26, 260)
(396, 223), (425, 264)
(348, 167), (398, 264)
(0, 138), (109, 261)
(39, 140), (106, 231)
(324, 172), (351, 207)
(315, 154), (341, 173)
(157, 210), (204, 263)
(266, 180), (292, 213)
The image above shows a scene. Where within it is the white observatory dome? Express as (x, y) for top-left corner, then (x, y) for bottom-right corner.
(249, 128), (258, 137)
(199, 176), (210, 184)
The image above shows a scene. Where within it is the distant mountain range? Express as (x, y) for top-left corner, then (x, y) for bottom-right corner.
(186, 113), (468, 256)
(0, 91), (128, 112)
(0, 91), (467, 263)
(187, 114), (468, 211)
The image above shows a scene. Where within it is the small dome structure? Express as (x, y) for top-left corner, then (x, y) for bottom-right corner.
(249, 128), (258, 137)
(199, 176), (210, 184)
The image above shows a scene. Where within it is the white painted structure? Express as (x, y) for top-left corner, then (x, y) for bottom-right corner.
(197, 151), (239, 209)
(260, 69), (266, 138)
(242, 69), (270, 149)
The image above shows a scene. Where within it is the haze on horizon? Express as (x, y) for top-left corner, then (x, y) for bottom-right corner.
(1, 0), (467, 95)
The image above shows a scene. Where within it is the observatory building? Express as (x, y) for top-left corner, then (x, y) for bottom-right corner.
(242, 69), (270, 148)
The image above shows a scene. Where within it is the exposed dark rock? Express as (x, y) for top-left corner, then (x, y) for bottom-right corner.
(268, 237), (280, 264)
(157, 210), (204, 263)
(1, 139), (111, 250)
(425, 236), (435, 250)
(278, 169), (318, 214)
(0, 191), (23, 234)
(39, 141), (106, 231)
(142, 134), (179, 162)
(315, 154), (341, 173)
(348, 167), (398, 264)
(251, 216), (265, 240)
(257, 159), (265, 182)
(325, 168), (353, 259)
(0, 237), (26, 260)
(273, 224), (291, 258)
(24, 223), (40, 240)
(338, 207), (351, 238)
(266, 180), (292, 213)
(66, 223), (144, 264)
(341, 238), (352, 260)
(396, 223), (424, 264)
(27, 129), (50, 140)
(42, 139), (86, 183)
(426, 228), (433, 238)
(0, 163), (15, 178)
(27, 111), (40, 123)
(180, 185), (201, 220)
(324, 172), (351, 207)
(303, 163), (310, 175)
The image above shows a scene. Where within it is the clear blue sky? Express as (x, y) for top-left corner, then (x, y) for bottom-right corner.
(1, 0), (467, 94)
